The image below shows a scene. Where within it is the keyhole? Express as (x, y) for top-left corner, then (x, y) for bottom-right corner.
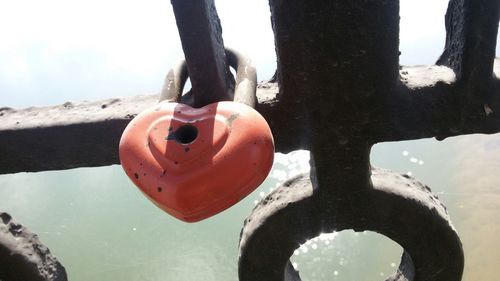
(174, 124), (198, 144)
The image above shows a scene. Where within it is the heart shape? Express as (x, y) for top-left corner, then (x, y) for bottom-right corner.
(119, 101), (274, 222)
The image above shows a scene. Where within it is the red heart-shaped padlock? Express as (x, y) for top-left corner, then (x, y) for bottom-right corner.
(119, 101), (274, 222)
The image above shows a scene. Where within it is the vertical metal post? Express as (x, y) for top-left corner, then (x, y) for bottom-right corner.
(171, 0), (235, 108)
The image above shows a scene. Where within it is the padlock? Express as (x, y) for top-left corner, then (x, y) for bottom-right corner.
(119, 49), (274, 222)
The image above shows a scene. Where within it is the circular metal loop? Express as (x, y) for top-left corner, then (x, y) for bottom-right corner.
(160, 48), (257, 108)
(238, 168), (464, 281)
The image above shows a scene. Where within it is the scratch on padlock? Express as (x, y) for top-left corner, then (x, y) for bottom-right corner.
(226, 113), (240, 128)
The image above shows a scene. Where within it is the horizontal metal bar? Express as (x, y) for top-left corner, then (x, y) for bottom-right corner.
(378, 61), (500, 142)
(0, 83), (286, 174)
(0, 95), (157, 174)
(1, 64), (500, 175)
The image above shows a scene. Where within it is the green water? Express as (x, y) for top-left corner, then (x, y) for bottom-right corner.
(1, 133), (499, 280)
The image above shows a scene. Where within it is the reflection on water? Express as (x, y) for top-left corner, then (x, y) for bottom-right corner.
(290, 231), (401, 280)
(0, 133), (499, 280)
(373, 134), (500, 281)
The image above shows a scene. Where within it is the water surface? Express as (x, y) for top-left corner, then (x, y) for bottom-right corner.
(1, 133), (499, 280)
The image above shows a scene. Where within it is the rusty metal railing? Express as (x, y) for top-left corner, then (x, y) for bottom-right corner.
(1, 1), (500, 281)
(238, 0), (499, 280)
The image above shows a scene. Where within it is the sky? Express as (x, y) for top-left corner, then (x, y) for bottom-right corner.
(0, 0), (497, 108)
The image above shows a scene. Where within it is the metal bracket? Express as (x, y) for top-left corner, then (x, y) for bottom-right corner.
(239, 169), (464, 281)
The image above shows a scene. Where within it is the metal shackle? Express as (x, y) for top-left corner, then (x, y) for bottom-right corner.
(160, 48), (257, 108)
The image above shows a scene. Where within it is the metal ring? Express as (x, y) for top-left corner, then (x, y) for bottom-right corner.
(159, 48), (257, 108)
(238, 168), (464, 281)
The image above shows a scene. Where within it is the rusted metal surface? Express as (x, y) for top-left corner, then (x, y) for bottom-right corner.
(0, 95), (154, 174)
(1, 60), (500, 173)
(0, 213), (67, 281)
(171, 0), (235, 108)
(237, 0), (498, 280)
(438, 0), (499, 83)
(434, 0), (500, 138)
(239, 170), (463, 281)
